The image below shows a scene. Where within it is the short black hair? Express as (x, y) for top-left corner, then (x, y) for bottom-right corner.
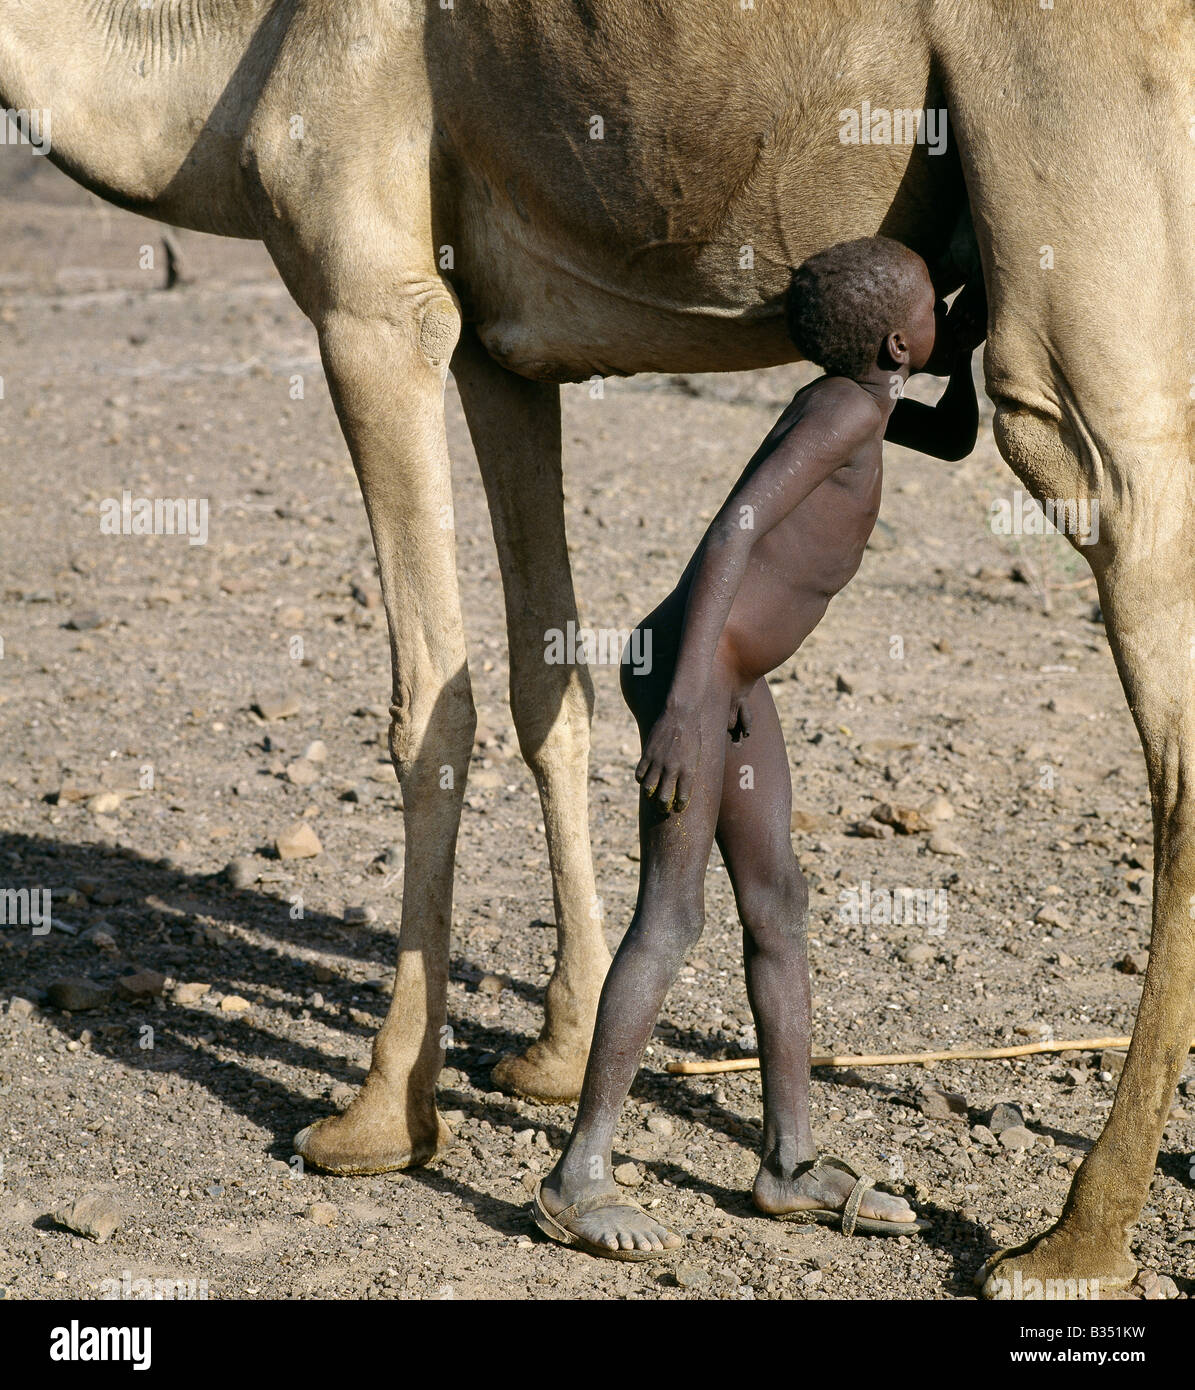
(785, 237), (925, 378)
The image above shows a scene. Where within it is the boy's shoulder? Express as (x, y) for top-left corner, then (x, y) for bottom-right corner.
(796, 374), (883, 438)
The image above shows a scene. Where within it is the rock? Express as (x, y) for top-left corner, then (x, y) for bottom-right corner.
(343, 905), (378, 925)
(54, 785), (94, 804)
(675, 1261), (711, 1289)
(224, 857), (258, 890)
(902, 943), (936, 965)
(218, 994), (251, 1013)
(1117, 951), (1149, 975)
(304, 740), (328, 763)
(8, 997), (36, 1019)
(997, 1125), (1036, 1150)
(86, 791), (124, 816)
(1014, 1022), (1052, 1040)
(916, 1084), (968, 1122)
(970, 1124), (998, 1147)
(988, 1102), (1024, 1135)
(800, 1269), (823, 1289)
(275, 822), (322, 860)
(477, 973), (511, 997)
(54, 1192), (122, 1243)
(873, 802), (931, 834)
(920, 795), (955, 823)
(65, 611), (106, 631)
(253, 692), (301, 721)
(1144, 1275), (1180, 1300)
(1034, 905), (1071, 930)
(81, 926), (118, 950)
(790, 808), (834, 833)
(305, 1201), (337, 1226)
(851, 820), (893, 839)
(927, 830), (967, 857)
(115, 970), (167, 1001)
(612, 1162), (643, 1187)
(835, 672), (860, 694)
(1099, 1049), (1127, 1076)
(382, 845), (403, 869)
(47, 978), (113, 1012)
(172, 982), (210, 1005)
(285, 758), (319, 787)
(646, 1114), (674, 1138)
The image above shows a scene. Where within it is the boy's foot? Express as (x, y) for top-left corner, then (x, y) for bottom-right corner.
(754, 1153), (927, 1234)
(535, 1173), (684, 1257)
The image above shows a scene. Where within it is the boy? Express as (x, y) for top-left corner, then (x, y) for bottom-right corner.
(535, 237), (985, 1258)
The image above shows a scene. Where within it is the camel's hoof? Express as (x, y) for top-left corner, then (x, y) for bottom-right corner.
(293, 1103), (451, 1176)
(979, 1224), (1137, 1300)
(491, 1041), (588, 1103)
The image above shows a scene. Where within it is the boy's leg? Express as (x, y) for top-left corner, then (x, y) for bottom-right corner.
(538, 659), (733, 1253)
(715, 680), (915, 1224)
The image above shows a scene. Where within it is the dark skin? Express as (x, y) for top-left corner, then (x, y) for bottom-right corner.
(540, 254), (985, 1254)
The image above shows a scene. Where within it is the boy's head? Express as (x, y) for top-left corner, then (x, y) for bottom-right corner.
(785, 237), (938, 379)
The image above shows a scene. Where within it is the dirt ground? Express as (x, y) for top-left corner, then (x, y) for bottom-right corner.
(1, 149), (1192, 1303)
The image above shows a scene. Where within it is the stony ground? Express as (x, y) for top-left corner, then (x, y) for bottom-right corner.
(1, 151), (1192, 1302)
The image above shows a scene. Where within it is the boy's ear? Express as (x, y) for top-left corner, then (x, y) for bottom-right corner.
(884, 329), (910, 366)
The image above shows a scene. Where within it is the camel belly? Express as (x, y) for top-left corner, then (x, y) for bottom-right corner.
(426, 0), (963, 380)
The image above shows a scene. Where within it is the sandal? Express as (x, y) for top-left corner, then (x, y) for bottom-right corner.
(769, 1155), (931, 1236)
(531, 1181), (681, 1261)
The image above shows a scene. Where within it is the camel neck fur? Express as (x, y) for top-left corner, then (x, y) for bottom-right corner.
(0, 0), (277, 233)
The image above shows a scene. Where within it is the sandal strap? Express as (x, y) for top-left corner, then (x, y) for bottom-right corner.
(552, 1190), (648, 1229)
(841, 1174), (874, 1237)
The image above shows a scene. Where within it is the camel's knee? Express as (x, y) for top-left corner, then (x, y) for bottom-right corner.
(388, 667), (476, 792)
(318, 282), (462, 383)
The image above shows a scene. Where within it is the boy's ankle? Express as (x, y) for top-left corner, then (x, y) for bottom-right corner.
(763, 1139), (811, 1175)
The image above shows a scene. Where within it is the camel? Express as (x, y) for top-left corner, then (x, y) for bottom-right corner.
(2, 1), (1192, 1296)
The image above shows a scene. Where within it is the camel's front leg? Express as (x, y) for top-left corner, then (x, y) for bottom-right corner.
(451, 328), (611, 1101)
(294, 297), (473, 1174)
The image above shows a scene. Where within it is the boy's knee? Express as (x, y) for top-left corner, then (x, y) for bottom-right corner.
(738, 865), (807, 940)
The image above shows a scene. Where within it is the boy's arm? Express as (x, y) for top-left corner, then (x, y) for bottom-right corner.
(885, 279), (986, 461)
(883, 358), (979, 461)
(636, 391), (877, 812)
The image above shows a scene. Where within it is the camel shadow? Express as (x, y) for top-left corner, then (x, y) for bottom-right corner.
(0, 830), (557, 1147)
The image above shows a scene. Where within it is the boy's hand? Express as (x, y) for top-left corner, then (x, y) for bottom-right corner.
(637, 707), (701, 813)
(923, 280), (987, 376)
(944, 279), (987, 358)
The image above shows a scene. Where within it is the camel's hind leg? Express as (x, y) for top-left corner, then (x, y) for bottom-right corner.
(934, 0), (1195, 1294)
(981, 498), (1195, 1296)
(451, 328), (611, 1100)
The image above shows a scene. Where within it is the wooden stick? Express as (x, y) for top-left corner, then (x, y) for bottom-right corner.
(664, 1036), (1140, 1076)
